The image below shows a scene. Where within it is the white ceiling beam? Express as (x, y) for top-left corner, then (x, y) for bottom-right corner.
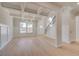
(20, 2), (26, 20)
(34, 2), (61, 11)
(4, 7), (47, 21)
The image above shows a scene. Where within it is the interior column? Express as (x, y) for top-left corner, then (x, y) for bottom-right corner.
(69, 14), (76, 43)
(55, 11), (62, 47)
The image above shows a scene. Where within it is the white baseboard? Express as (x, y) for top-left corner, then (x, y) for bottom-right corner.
(54, 44), (62, 48)
(62, 41), (71, 44)
(0, 38), (12, 50)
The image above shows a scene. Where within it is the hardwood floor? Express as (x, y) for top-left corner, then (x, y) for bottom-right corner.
(0, 36), (79, 56)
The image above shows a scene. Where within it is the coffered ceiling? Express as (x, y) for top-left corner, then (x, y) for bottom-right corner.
(1, 2), (79, 18)
(1, 2), (64, 16)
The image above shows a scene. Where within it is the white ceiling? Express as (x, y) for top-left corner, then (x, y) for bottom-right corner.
(1, 2), (79, 19)
(1, 2), (66, 16)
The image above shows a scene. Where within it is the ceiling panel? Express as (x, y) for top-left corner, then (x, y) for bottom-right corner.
(1, 2), (78, 16)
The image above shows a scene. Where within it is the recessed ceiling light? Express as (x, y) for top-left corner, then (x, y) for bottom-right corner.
(77, 2), (79, 5)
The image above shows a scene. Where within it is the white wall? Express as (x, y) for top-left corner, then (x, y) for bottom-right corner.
(8, 16), (13, 40)
(76, 16), (79, 41)
(37, 17), (46, 35)
(0, 6), (13, 40)
(62, 11), (69, 43)
(0, 6), (13, 48)
(61, 6), (72, 43)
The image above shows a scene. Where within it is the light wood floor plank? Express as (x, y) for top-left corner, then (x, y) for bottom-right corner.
(0, 36), (79, 56)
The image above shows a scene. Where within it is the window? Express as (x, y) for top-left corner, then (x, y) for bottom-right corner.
(48, 17), (52, 23)
(27, 23), (33, 33)
(20, 21), (33, 33)
(20, 22), (26, 33)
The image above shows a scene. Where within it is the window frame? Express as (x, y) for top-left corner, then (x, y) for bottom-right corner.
(20, 21), (33, 34)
